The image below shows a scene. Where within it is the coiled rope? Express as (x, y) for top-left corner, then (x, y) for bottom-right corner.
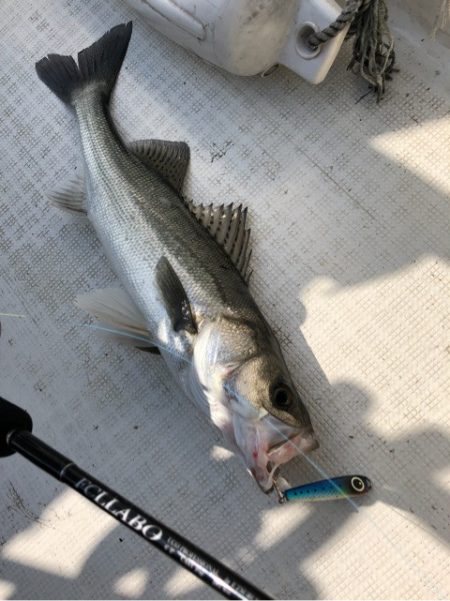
(307, 0), (395, 100)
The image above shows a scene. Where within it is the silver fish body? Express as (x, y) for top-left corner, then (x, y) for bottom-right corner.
(36, 23), (318, 491)
(76, 89), (256, 352)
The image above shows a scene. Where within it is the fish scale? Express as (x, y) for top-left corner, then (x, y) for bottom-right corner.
(35, 21), (319, 492)
(86, 103), (249, 314)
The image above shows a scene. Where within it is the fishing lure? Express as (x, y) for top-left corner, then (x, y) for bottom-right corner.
(276, 475), (372, 504)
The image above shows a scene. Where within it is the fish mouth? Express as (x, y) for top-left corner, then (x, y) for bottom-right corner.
(232, 411), (319, 492)
(267, 425), (319, 456)
(256, 428), (318, 491)
(268, 432), (301, 453)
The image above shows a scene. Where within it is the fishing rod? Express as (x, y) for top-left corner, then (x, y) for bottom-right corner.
(0, 396), (272, 600)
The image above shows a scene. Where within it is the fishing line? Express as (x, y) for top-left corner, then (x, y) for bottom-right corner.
(266, 420), (448, 600)
(78, 322), (445, 596)
(268, 421), (360, 511)
(0, 313), (25, 318)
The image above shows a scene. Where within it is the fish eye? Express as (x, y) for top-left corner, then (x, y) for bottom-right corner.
(351, 476), (365, 492)
(272, 384), (293, 409)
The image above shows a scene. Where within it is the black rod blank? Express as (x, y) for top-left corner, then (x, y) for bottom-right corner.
(1, 397), (271, 600)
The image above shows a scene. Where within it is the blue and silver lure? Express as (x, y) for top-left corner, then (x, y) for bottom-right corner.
(278, 475), (372, 503)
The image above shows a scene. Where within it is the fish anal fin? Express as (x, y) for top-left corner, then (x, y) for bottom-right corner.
(128, 139), (190, 193)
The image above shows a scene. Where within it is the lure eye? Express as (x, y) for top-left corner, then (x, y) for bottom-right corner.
(351, 476), (365, 492)
(272, 384), (293, 409)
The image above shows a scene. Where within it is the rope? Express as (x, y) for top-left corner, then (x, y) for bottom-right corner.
(307, 0), (395, 101)
(308, 0), (365, 48)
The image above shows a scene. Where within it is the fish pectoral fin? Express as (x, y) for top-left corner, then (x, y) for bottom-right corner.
(127, 139), (190, 193)
(76, 287), (159, 353)
(155, 256), (197, 335)
(49, 173), (87, 215)
(91, 323), (161, 354)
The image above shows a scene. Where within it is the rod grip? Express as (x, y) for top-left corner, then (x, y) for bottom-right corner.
(7, 430), (272, 600)
(0, 397), (33, 457)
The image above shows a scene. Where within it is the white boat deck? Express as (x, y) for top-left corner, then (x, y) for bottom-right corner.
(0, 0), (449, 598)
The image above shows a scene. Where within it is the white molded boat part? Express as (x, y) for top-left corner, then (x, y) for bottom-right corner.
(124, 0), (350, 83)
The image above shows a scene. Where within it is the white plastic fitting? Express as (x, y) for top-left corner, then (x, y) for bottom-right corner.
(124, 0), (350, 83)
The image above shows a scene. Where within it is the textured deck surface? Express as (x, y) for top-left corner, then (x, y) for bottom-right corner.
(0, 1), (449, 599)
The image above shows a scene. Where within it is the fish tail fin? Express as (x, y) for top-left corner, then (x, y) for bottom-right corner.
(35, 22), (132, 105)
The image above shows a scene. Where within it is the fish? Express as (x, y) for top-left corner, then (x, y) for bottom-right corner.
(279, 475), (372, 503)
(35, 22), (319, 492)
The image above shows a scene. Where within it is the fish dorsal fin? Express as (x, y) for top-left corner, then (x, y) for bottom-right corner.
(49, 173), (87, 215)
(186, 201), (252, 282)
(128, 139), (190, 193)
